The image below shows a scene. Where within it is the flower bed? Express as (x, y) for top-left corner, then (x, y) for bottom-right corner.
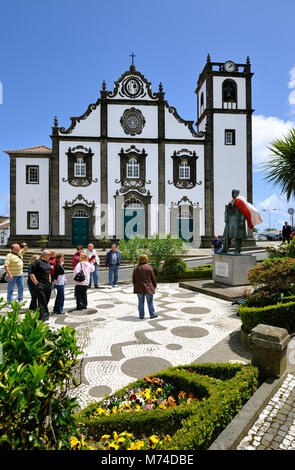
(76, 363), (258, 450)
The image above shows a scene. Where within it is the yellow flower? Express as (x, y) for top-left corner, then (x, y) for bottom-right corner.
(148, 435), (160, 448)
(103, 441), (110, 450)
(164, 434), (172, 443)
(69, 436), (81, 450)
(112, 406), (117, 414)
(109, 442), (120, 450)
(100, 434), (111, 441)
(156, 388), (162, 395)
(135, 404), (141, 411)
(117, 437), (126, 446)
(159, 404), (167, 410)
(113, 431), (119, 441)
(119, 432), (133, 438)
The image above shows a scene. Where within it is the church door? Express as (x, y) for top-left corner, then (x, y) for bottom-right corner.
(123, 198), (145, 240)
(72, 209), (89, 246)
(178, 211), (193, 243)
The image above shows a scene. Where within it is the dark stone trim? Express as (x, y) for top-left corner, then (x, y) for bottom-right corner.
(27, 211), (39, 230)
(26, 165), (39, 184)
(9, 154), (50, 159)
(51, 135), (207, 145)
(197, 108), (254, 127)
(204, 72), (214, 239)
(116, 147), (149, 193)
(100, 93), (108, 235)
(120, 108), (146, 136)
(158, 93), (166, 232)
(168, 150), (201, 188)
(165, 102), (205, 139)
(63, 146), (96, 187)
(63, 202), (95, 246)
(59, 103), (99, 135)
(50, 134), (60, 237)
(122, 190), (152, 238)
(9, 156), (16, 237)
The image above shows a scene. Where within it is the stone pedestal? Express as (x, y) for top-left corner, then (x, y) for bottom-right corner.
(250, 324), (290, 379)
(212, 253), (256, 286)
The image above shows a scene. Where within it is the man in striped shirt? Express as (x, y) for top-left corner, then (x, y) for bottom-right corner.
(4, 242), (28, 303)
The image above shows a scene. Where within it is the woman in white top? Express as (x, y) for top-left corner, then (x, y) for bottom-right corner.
(73, 252), (95, 310)
(86, 243), (100, 288)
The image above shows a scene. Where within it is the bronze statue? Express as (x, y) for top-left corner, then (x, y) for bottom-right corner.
(221, 189), (246, 254)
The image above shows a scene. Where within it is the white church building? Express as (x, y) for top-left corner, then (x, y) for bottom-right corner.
(4, 55), (254, 248)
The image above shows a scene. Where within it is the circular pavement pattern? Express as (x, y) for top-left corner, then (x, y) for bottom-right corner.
(68, 308), (98, 316)
(166, 343), (182, 350)
(172, 293), (197, 299)
(171, 326), (209, 338)
(121, 356), (172, 378)
(89, 385), (112, 398)
(96, 304), (115, 309)
(189, 318), (202, 322)
(181, 306), (211, 315)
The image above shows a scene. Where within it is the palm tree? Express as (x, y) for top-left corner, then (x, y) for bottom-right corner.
(262, 128), (295, 201)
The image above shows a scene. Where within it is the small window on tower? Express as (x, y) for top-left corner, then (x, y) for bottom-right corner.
(26, 166), (39, 184)
(225, 129), (236, 145)
(222, 80), (237, 109)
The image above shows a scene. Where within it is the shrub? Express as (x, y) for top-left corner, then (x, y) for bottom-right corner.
(239, 300), (295, 333)
(159, 257), (187, 281)
(248, 257), (295, 295)
(157, 264), (213, 282)
(76, 363), (258, 450)
(0, 300), (82, 450)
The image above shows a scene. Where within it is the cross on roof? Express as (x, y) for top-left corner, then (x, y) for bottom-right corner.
(130, 52), (136, 66)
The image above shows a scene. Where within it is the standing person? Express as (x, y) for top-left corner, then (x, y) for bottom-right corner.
(105, 244), (121, 288)
(49, 250), (57, 277)
(27, 254), (40, 311)
(212, 235), (223, 254)
(52, 253), (66, 314)
(73, 252), (95, 310)
(4, 242), (28, 304)
(282, 222), (292, 243)
(72, 246), (84, 268)
(132, 254), (158, 319)
(30, 250), (51, 322)
(86, 243), (100, 288)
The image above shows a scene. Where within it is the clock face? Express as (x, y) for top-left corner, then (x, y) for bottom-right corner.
(125, 78), (140, 96)
(224, 61), (236, 72)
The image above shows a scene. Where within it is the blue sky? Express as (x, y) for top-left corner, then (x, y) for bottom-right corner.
(1, 0), (295, 231)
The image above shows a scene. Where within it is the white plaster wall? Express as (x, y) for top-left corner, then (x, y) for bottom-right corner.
(58, 141), (101, 237)
(107, 143), (159, 237)
(213, 76), (246, 109)
(213, 114), (247, 235)
(58, 105), (101, 137)
(165, 144), (205, 236)
(16, 158), (49, 234)
(108, 105), (158, 139)
(198, 117), (207, 133)
(165, 107), (201, 140)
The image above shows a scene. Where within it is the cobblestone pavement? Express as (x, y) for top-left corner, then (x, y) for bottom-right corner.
(237, 373), (295, 450)
(10, 281), (242, 409)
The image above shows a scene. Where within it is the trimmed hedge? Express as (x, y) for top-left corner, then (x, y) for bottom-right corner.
(157, 264), (212, 282)
(239, 300), (295, 333)
(76, 363), (258, 450)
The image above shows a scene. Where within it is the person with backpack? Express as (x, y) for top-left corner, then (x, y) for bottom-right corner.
(73, 252), (95, 310)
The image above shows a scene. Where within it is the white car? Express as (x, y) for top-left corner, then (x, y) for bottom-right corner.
(0, 256), (7, 282)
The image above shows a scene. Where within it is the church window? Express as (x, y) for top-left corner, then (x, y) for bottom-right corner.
(127, 158), (140, 179)
(222, 80), (237, 109)
(27, 211), (39, 229)
(74, 158), (86, 178)
(26, 166), (39, 184)
(124, 198), (143, 209)
(225, 129), (236, 145)
(179, 161), (190, 179)
(72, 209), (88, 218)
(200, 92), (204, 114)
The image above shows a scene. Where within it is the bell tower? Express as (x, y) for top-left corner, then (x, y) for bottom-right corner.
(195, 55), (254, 244)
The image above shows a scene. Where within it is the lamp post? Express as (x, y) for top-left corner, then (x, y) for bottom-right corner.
(263, 209), (277, 230)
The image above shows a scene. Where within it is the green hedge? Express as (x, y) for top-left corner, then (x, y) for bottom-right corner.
(239, 300), (295, 333)
(157, 264), (212, 282)
(76, 363), (258, 450)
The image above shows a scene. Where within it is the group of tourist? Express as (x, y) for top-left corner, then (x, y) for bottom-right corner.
(3, 241), (157, 322)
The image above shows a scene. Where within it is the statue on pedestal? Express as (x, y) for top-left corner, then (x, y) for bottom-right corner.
(221, 189), (263, 254)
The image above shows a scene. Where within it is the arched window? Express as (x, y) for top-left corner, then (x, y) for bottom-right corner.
(72, 209), (88, 218)
(74, 158), (86, 178)
(124, 198), (143, 209)
(200, 92), (204, 114)
(179, 161), (190, 180)
(126, 158), (140, 178)
(222, 80), (237, 109)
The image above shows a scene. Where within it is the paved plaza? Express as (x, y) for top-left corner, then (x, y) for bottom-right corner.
(16, 281), (241, 408)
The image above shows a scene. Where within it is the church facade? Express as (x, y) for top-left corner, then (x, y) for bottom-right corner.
(5, 56), (254, 248)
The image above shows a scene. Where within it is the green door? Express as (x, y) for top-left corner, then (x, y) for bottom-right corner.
(178, 217), (193, 243)
(72, 213), (89, 246)
(124, 208), (145, 240)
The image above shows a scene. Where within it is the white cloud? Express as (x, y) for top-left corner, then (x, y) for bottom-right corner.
(257, 193), (286, 211)
(252, 114), (295, 166)
(256, 193), (295, 230)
